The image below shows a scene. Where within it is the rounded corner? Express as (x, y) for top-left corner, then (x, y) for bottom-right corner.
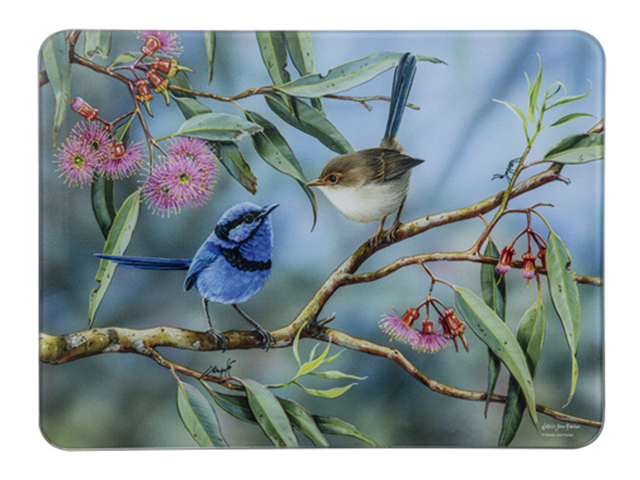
(39, 417), (71, 452)
(38, 30), (72, 57)
(569, 30), (606, 62)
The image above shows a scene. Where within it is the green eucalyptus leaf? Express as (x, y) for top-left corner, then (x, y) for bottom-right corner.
(265, 94), (354, 154)
(481, 240), (507, 417)
(88, 189), (141, 327)
(168, 68), (196, 98)
(546, 83), (592, 110)
(173, 96), (212, 120)
(242, 109), (305, 182)
(308, 370), (367, 381)
(239, 378), (298, 447)
(454, 286), (538, 428)
(275, 52), (444, 98)
(212, 141), (258, 194)
(91, 175), (116, 239)
(296, 342), (332, 377)
(108, 52), (137, 69)
(84, 31), (111, 59)
(313, 414), (377, 446)
(175, 112), (263, 142)
(257, 31), (291, 86)
(481, 240), (507, 320)
(499, 299), (545, 446)
(243, 109), (317, 228)
(41, 31), (71, 144)
(548, 113), (594, 128)
(295, 382), (356, 399)
(208, 389), (329, 447)
(527, 54), (543, 123)
(494, 99), (530, 142)
(546, 231), (581, 406)
(542, 133), (604, 164)
(176, 380), (228, 447)
(284, 31), (315, 76)
(278, 398), (329, 447)
(208, 390), (256, 423)
(204, 31), (216, 86)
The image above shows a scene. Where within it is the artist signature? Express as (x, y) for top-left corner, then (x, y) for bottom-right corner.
(541, 422), (581, 437)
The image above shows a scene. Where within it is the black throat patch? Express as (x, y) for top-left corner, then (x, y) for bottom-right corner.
(220, 246), (271, 272)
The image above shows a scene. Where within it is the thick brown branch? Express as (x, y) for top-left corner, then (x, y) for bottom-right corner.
(39, 325), (601, 429)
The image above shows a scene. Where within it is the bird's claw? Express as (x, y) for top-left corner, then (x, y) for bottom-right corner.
(256, 327), (275, 351)
(207, 328), (229, 352)
(368, 223), (400, 249)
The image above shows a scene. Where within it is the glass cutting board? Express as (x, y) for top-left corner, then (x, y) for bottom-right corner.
(39, 30), (604, 449)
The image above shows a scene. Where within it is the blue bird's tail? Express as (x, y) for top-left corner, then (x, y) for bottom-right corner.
(383, 52), (418, 142)
(95, 254), (192, 270)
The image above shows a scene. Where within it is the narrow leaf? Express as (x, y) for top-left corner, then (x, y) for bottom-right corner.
(175, 112), (263, 142)
(256, 31), (291, 86)
(91, 175), (116, 239)
(494, 99), (530, 142)
(481, 240), (507, 320)
(278, 398), (329, 447)
(108, 52), (137, 69)
(204, 31), (216, 86)
(308, 370), (367, 381)
(275, 52), (444, 98)
(454, 286), (538, 428)
(313, 414), (377, 446)
(41, 31), (71, 144)
(546, 231), (581, 406)
(499, 300), (545, 446)
(88, 189), (141, 327)
(542, 133), (604, 164)
(548, 112), (594, 128)
(83, 31), (111, 59)
(527, 54), (543, 123)
(265, 94), (354, 154)
(243, 109), (317, 227)
(546, 83), (592, 110)
(284, 31), (315, 76)
(292, 324), (303, 366)
(239, 378), (298, 447)
(480, 240), (507, 416)
(296, 341), (332, 377)
(208, 389), (329, 447)
(295, 382), (356, 399)
(212, 141), (258, 194)
(173, 96), (212, 120)
(176, 380), (228, 447)
(208, 390), (256, 423)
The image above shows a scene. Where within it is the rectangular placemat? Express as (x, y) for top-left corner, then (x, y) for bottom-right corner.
(39, 30), (604, 448)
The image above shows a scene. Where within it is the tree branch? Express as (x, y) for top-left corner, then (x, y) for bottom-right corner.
(39, 325), (601, 429)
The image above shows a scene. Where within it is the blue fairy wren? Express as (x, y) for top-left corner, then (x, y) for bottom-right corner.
(96, 202), (279, 350)
(306, 52), (423, 247)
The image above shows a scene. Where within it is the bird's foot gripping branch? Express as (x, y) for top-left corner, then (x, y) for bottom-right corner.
(40, 31), (603, 447)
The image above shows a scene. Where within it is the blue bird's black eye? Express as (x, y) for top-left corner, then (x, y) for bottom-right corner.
(243, 213), (256, 224)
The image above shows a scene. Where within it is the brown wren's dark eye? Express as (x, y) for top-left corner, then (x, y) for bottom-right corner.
(327, 174), (338, 184)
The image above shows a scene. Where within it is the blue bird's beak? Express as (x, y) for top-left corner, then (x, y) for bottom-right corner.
(260, 203), (279, 219)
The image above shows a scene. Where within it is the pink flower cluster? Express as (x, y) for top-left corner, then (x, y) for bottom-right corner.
(379, 308), (449, 354)
(54, 121), (145, 187)
(142, 137), (219, 217)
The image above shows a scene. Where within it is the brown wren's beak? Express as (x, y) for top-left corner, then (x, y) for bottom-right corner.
(306, 178), (324, 187)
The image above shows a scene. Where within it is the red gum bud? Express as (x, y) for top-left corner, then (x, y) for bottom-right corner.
(140, 35), (161, 57)
(71, 98), (98, 121)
